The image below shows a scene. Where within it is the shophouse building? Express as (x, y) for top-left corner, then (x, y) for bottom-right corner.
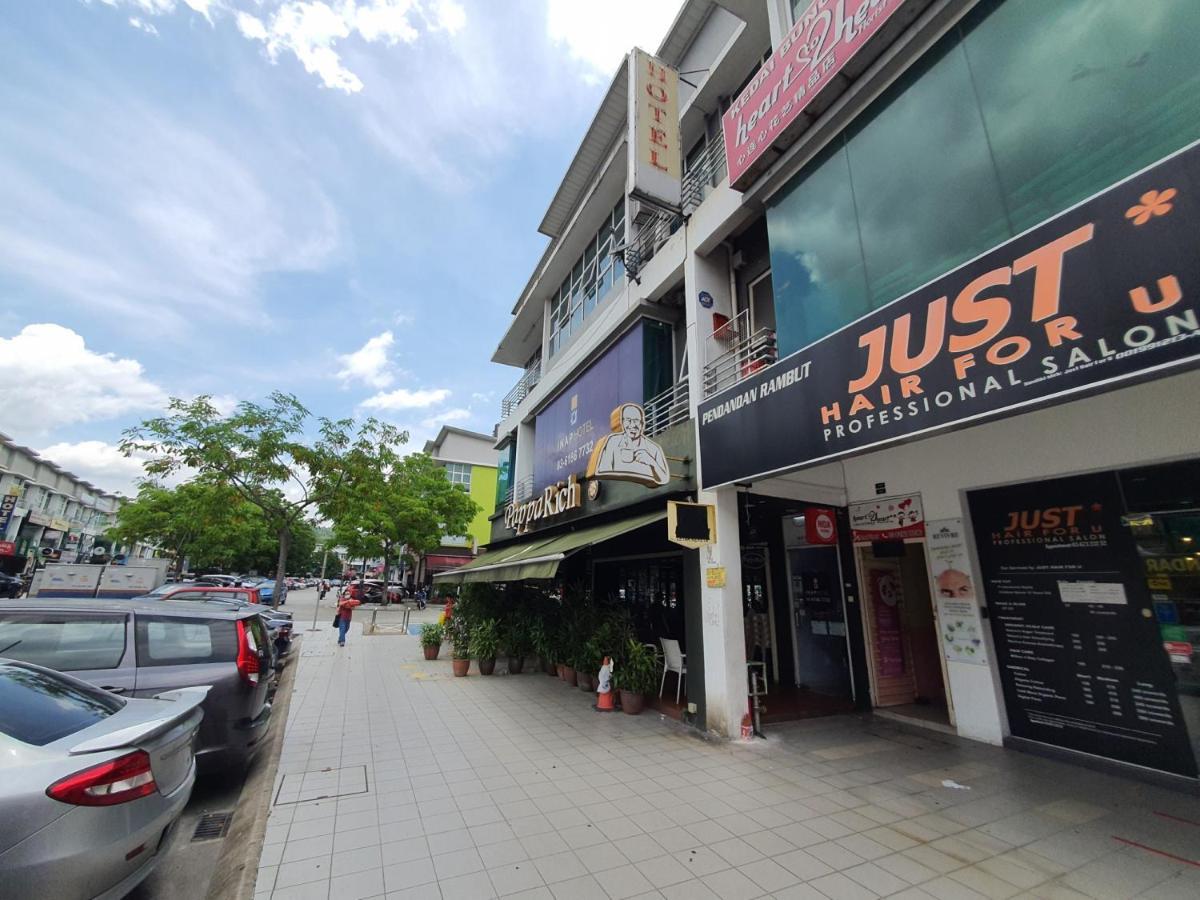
(420, 427), (500, 584)
(446, 0), (1200, 785)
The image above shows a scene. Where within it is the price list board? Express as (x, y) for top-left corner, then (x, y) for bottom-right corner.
(969, 472), (1197, 778)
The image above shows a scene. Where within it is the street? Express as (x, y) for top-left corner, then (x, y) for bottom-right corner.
(249, 599), (1200, 900)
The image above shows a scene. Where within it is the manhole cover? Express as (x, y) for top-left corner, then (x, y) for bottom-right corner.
(192, 812), (234, 841)
(274, 764), (369, 805)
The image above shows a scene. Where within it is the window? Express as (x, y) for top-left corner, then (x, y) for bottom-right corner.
(136, 616), (237, 666)
(0, 662), (124, 746)
(767, 0), (1200, 356)
(0, 614), (128, 671)
(444, 462), (471, 491)
(548, 199), (626, 358)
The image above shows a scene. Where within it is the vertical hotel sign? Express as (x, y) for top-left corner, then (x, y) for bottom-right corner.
(722, 0), (908, 189)
(628, 48), (681, 208)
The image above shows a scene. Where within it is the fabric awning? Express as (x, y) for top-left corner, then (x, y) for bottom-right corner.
(425, 554), (472, 569)
(433, 509), (667, 585)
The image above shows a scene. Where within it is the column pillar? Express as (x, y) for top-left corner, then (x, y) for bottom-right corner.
(696, 485), (747, 738)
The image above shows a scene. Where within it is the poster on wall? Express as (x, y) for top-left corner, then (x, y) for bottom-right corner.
(698, 141), (1200, 490)
(867, 566), (905, 676)
(927, 518), (987, 666)
(850, 494), (924, 542)
(969, 472), (1197, 778)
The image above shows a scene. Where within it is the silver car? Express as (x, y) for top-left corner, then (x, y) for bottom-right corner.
(0, 659), (205, 900)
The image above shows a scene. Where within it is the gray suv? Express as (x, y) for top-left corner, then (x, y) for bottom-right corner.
(0, 599), (273, 772)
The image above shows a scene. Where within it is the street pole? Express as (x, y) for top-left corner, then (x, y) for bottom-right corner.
(309, 545), (330, 633)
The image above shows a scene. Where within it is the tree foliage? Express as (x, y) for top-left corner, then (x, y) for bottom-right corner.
(120, 392), (406, 605)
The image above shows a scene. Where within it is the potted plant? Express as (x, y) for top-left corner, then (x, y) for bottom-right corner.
(615, 638), (659, 715)
(448, 613), (470, 677)
(503, 618), (529, 674)
(420, 622), (444, 660)
(575, 634), (599, 691)
(471, 618), (499, 676)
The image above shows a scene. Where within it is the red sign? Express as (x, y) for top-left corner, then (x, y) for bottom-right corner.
(850, 494), (924, 542)
(868, 567), (905, 676)
(722, 0), (907, 188)
(805, 507), (838, 545)
(0, 541), (15, 556)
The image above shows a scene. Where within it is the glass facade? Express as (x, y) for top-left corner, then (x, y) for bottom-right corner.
(768, 0), (1200, 356)
(548, 199), (626, 358)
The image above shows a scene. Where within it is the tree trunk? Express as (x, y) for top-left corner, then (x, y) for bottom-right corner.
(273, 526), (291, 609)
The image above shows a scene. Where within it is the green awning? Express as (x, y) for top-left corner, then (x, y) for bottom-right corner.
(434, 509), (667, 585)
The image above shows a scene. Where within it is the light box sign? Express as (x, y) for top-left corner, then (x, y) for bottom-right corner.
(698, 142), (1200, 489)
(629, 48), (681, 208)
(533, 324), (644, 493)
(722, 0), (909, 189)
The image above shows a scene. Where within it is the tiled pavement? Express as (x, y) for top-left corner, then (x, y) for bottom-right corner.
(255, 614), (1200, 900)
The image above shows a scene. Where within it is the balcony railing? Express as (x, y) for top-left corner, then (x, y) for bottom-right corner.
(500, 361), (542, 420)
(682, 138), (727, 215)
(513, 475), (535, 503)
(624, 208), (683, 281)
(702, 308), (778, 397)
(643, 378), (690, 437)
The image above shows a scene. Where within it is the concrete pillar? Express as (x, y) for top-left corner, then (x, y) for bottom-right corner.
(766, 0), (793, 45)
(696, 485), (748, 737)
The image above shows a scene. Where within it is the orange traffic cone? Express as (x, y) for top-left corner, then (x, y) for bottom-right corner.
(595, 656), (615, 711)
(740, 701), (753, 739)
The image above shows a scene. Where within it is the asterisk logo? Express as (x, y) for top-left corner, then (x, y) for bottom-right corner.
(1125, 188), (1177, 225)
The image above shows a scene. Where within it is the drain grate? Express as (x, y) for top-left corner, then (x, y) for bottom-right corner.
(191, 812), (234, 842)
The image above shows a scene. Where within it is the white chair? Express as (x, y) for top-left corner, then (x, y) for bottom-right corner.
(659, 638), (687, 704)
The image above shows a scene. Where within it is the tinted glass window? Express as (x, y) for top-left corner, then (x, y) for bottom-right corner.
(135, 616), (237, 666)
(0, 663), (124, 746)
(0, 614), (127, 671)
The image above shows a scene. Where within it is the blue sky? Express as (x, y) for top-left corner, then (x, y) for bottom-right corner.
(0, 0), (679, 494)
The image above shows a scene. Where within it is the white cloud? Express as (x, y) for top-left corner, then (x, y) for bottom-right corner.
(546, 0), (679, 82)
(336, 331), (395, 389)
(0, 324), (167, 433)
(207, 393), (240, 416)
(34, 441), (154, 497)
(360, 387), (450, 410)
(128, 16), (160, 35)
(420, 406), (470, 429)
(235, 10), (268, 40)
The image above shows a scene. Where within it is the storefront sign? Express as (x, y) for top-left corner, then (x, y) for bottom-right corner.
(850, 494), (923, 542)
(698, 142), (1200, 489)
(804, 507), (838, 545)
(26, 511), (52, 527)
(503, 475), (583, 535)
(50, 516), (71, 532)
(0, 541), (14, 556)
(926, 518), (987, 665)
(534, 325), (643, 492)
(867, 567), (905, 676)
(968, 472), (1197, 778)
(705, 566), (727, 588)
(629, 48), (681, 208)
(0, 486), (20, 538)
(723, 0), (908, 189)
(585, 404), (671, 488)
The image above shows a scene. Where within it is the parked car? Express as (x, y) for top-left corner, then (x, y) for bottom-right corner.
(0, 599), (273, 772)
(0, 659), (205, 900)
(154, 583), (265, 605)
(139, 589), (294, 659)
(0, 571), (23, 598)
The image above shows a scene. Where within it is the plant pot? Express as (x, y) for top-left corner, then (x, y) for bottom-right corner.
(542, 658), (555, 675)
(556, 664), (566, 680)
(452, 658), (470, 677)
(578, 672), (595, 691)
(507, 656), (525, 674)
(619, 689), (645, 715)
(562, 666), (577, 687)
(423, 645), (441, 660)
(478, 658), (496, 676)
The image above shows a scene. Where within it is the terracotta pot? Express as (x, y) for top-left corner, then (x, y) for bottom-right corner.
(423, 645), (440, 660)
(507, 656), (525, 674)
(563, 666), (577, 687)
(452, 658), (470, 677)
(619, 689), (645, 715)
(478, 658), (496, 676)
(543, 659), (556, 676)
(556, 664), (566, 680)
(578, 672), (594, 691)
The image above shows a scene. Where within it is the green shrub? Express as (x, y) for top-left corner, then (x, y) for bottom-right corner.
(469, 618), (500, 661)
(419, 622), (444, 648)
(614, 638), (660, 696)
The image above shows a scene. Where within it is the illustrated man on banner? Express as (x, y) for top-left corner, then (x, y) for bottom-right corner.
(587, 403), (670, 487)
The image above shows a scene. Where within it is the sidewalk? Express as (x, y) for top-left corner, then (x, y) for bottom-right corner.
(254, 614), (1200, 900)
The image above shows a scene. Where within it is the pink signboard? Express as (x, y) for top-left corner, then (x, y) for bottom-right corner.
(722, 0), (907, 188)
(868, 568), (905, 677)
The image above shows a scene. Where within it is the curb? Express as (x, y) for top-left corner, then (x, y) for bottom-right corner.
(204, 647), (300, 900)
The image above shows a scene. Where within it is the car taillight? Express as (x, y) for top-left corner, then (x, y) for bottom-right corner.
(47, 750), (157, 806)
(236, 620), (261, 686)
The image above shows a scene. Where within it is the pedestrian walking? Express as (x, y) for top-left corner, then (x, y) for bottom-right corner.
(318, 579), (329, 602)
(335, 593), (361, 647)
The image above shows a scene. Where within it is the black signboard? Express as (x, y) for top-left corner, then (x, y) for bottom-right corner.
(698, 142), (1200, 488)
(968, 472), (1196, 778)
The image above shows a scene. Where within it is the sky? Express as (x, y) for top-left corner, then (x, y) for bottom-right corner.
(0, 0), (682, 495)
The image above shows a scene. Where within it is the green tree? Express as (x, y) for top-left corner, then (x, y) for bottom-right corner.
(107, 480), (270, 574)
(121, 393), (405, 607)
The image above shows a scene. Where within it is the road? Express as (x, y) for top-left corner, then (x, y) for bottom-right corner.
(128, 586), (326, 900)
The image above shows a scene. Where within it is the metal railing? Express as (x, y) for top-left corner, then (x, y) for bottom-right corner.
(643, 379), (690, 437)
(702, 308), (778, 397)
(624, 208), (683, 280)
(500, 361), (542, 419)
(513, 475), (535, 503)
(682, 138), (728, 215)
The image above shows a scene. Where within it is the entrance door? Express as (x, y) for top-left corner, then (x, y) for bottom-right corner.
(786, 546), (852, 697)
(742, 545), (777, 683)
